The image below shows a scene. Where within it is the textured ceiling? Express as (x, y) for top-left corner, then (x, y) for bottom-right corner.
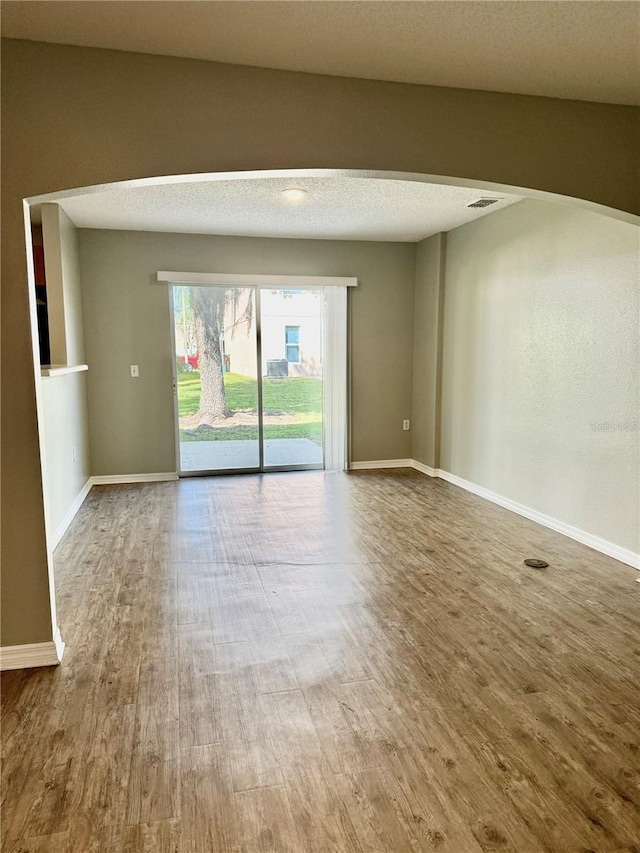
(51, 177), (522, 242)
(2, 1), (639, 105)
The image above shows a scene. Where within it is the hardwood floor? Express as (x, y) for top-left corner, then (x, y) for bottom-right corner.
(2, 469), (639, 852)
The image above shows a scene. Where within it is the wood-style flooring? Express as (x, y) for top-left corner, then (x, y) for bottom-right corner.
(2, 469), (639, 852)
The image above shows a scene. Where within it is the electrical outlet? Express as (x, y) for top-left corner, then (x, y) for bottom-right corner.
(403, 419), (410, 431)
(130, 364), (139, 378)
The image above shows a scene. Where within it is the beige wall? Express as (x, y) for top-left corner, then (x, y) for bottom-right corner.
(41, 204), (86, 365)
(1, 36), (638, 647)
(411, 233), (445, 469)
(40, 373), (91, 536)
(39, 207), (91, 580)
(439, 199), (640, 552)
(78, 229), (415, 475)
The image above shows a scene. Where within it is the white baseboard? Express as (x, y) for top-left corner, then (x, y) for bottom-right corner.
(411, 459), (438, 477)
(0, 625), (65, 671)
(425, 467), (639, 571)
(50, 477), (92, 550)
(349, 459), (413, 470)
(49, 474), (178, 552)
(90, 472), (178, 485)
(53, 626), (65, 661)
(49, 473), (178, 550)
(356, 459), (638, 570)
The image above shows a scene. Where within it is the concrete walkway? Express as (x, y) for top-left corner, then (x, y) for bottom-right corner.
(180, 438), (323, 472)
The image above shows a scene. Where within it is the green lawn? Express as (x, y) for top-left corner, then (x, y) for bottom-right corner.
(178, 371), (323, 443)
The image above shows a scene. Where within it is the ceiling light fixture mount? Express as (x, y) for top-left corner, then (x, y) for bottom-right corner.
(281, 188), (308, 202)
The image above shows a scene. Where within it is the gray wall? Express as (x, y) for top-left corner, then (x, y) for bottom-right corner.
(439, 199), (640, 552)
(40, 209), (91, 545)
(412, 233), (445, 469)
(78, 229), (415, 474)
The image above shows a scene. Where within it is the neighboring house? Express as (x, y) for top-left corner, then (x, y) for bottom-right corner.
(258, 290), (322, 378)
(259, 290), (322, 378)
(179, 289), (324, 379)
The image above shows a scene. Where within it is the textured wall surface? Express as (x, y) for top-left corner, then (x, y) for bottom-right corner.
(78, 229), (415, 475)
(441, 199), (639, 551)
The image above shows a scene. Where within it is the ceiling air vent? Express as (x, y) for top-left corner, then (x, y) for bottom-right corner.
(468, 198), (501, 209)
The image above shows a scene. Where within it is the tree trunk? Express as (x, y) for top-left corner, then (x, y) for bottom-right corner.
(191, 288), (230, 424)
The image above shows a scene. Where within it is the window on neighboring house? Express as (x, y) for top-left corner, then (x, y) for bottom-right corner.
(285, 325), (300, 362)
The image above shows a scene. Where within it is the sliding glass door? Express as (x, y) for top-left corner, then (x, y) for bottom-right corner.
(261, 289), (324, 468)
(171, 284), (328, 474)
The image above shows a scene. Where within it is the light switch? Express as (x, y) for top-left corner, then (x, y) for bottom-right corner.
(130, 364), (139, 378)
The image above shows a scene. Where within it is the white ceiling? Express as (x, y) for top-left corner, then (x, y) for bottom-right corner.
(51, 177), (522, 242)
(2, 1), (639, 105)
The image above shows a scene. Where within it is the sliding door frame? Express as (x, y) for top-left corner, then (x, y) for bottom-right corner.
(164, 272), (356, 477)
(255, 286), (265, 473)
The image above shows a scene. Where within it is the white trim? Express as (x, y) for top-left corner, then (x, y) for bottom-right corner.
(323, 286), (348, 472)
(408, 464), (638, 571)
(51, 478), (92, 550)
(168, 287), (183, 475)
(22, 201), (62, 640)
(349, 459), (413, 470)
(90, 473), (179, 485)
(53, 626), (66, 662)
(157, 271), (358, 288)
(411, 459), (438, 477)
(1, 631), (65, 671)
(40, 363), (89, 378)
(25, 168), (638, 229)
(357, 460), (638, 569)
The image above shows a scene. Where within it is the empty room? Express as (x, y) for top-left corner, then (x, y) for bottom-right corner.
(1, 3), (639, 852)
